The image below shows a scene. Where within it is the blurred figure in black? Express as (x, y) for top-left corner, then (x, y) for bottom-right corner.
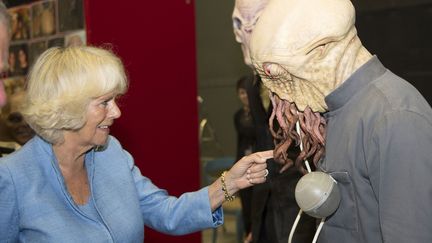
(245, 74), (315, 243)
(234, 76), (256, 160)
(234, 76), (256, 242)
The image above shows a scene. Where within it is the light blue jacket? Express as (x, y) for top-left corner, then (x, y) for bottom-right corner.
(0, 135), (222, 242)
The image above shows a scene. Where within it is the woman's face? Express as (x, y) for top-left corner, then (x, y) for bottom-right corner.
(18, 49), (27, 64)
(66, 92), (121, 148)
(237, 88), (249, 107)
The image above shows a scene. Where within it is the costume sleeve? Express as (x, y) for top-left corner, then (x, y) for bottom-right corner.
(124, 151), (223, 235)
(371, 110), (432, 242)
(0, 164), (19, 242)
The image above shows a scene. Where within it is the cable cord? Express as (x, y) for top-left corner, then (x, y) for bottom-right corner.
(287, 121), (324, 243)
(295, 121), (311, 173)
(288, 209), (303, 243)
(312, 218), (326, 243)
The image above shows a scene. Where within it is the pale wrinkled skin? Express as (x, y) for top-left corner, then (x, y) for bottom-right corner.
(232, 0), (270, 68)
(250, 0), (373, 112)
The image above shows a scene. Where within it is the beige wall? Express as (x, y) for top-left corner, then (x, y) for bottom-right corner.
(195, 0), (250, 159)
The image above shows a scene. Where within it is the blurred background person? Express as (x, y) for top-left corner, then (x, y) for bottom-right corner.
(234, 76), (255, 161)
(233, 75), (256, 242)
(7, 45), (28, 76)
(17, 46), (28, 74)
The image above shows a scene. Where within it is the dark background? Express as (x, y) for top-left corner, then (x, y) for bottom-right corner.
(353, 0), (432, 104)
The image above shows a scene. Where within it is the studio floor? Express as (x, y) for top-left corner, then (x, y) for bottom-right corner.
(202, 214), (240, 243)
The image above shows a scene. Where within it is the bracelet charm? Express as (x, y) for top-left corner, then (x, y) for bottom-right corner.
(221, 171), (235, 202)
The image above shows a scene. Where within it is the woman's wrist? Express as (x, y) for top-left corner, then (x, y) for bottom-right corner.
(208, 170), (239, 211)
(220, 171), (237, 202)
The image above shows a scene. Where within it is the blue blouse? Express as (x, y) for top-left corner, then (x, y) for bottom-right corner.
(0, 135), (223, 242)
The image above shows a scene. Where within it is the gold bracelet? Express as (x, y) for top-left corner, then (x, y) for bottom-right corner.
(221, 171), (235, 202)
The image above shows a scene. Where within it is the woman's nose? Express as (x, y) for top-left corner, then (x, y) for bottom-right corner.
(109, 101), (121, 119)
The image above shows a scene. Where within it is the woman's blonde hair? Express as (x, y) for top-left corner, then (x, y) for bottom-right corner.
(22, 46), (128, 144)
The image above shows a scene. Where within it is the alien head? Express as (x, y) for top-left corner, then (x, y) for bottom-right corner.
(250, 0), (371, 112)
(232, 0), (270, 68)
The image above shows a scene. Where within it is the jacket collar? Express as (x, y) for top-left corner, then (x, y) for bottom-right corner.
(325, 55), (387, 112)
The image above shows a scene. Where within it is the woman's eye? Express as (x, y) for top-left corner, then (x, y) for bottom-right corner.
(101, 98), (113, 106)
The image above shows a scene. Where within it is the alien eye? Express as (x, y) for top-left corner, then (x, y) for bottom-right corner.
(233, 17), (242, 30)
(263, 63), (286, 77)
(306, 43), (327, 56)
(253, 17), (260, 26)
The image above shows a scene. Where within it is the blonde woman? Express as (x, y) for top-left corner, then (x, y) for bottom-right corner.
(0, 46), (272, 242)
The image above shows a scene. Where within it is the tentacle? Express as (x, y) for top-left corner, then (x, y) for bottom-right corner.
(274, 137), (294, 168)
(269, 94), (281, 139)
(294, 150), (308, 175)
(275, 99), (288, 132)
(268, 94), (327, 174)
(286, 102), (300, 143)
(313, 146), (325, 166)
(279, 158), (295, 173)
(312, 112), (325, 145)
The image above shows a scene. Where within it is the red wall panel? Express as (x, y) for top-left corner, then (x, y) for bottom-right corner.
(84, 1), (201, 242)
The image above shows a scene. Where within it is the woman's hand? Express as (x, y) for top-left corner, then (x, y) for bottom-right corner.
(208, 150), (273, 211)
(224, 150), (273, 192)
